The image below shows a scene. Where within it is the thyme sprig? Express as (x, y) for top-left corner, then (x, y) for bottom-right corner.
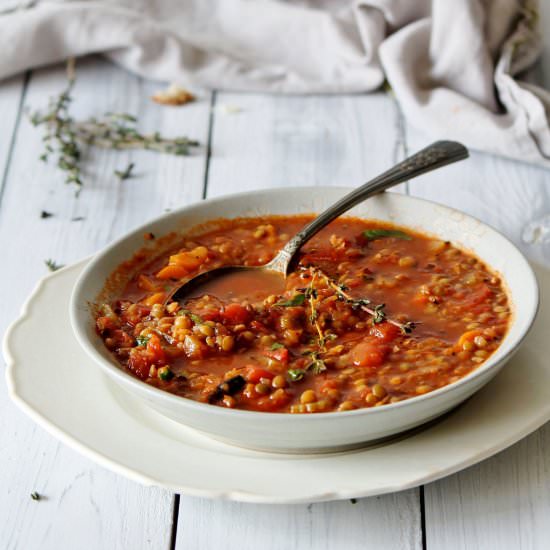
(29, 58), (200, 192)
(308, 267), (415, 335)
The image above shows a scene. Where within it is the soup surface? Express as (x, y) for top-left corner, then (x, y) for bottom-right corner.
(95, 215), (510, 413)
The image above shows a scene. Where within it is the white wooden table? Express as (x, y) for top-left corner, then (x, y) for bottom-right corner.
(2, 23), (550, 549)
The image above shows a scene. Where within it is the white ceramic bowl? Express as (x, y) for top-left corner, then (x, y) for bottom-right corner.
(70, 187), (539, 453)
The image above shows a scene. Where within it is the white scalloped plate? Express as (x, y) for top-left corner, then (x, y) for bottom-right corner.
(4, 260), (550, 503)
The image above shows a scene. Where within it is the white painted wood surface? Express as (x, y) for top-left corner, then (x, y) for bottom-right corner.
(0, 57), (210, 550)
(1, 16), (550, 550)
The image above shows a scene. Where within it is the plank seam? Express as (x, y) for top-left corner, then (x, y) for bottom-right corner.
(202, 90), (217, 200)
(169, 493), (181, 550)
(0, 71), (30, 211)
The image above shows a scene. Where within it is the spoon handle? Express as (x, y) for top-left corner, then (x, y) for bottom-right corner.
(269, 140), (469, 275)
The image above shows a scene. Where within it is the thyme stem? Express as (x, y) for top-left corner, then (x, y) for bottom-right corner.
(29, 58), (200, 192)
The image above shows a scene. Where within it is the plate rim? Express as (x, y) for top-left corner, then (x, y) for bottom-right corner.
(4, 259), (550, 503)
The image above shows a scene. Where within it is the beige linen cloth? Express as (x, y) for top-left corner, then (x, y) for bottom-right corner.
(0, 0), (549, 167)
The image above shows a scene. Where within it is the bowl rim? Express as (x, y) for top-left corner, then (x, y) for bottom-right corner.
(70, 186), (540, 422)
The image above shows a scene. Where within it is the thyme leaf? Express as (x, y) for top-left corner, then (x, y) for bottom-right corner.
(275, 293), (306, 307)
(287, 368), (306, 382)
(45, 259), (64, 272)
(30, 58), (199, 192)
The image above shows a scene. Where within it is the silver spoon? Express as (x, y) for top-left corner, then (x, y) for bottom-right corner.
(170, 140), (469, 305)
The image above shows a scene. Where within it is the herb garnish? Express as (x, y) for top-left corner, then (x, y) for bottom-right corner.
(270, 342), (285, 350)
(45, 259), (64, 272)
(363, 229), (411, 241)
(40, 210), (54, 219)
(311, 268), (415, 334)
(30, 58), (199, 192)
(179, 309), (203, 324)
(287, 368), (306, 382)
(135, 335), (150, 347)
(275, 293), (306, 307)
(158, 366), (174, 381)
(306, 351), (327, 374)
(30, 492), (41, 501)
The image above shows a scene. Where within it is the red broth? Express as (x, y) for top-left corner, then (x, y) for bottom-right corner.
(95, 215), (510, 413)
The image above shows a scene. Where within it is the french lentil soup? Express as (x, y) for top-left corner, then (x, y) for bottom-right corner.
(95, 215), (510, 413)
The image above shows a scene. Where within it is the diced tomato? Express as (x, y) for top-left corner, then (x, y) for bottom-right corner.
(96, 316), (119, 332)
(263, 347), (289, 364)
(246, 366), (275, 383)
(222, 303), (251, 325)
(146, 333), (166, 364)
(201, 308), (221, 322)
(351, 339), (388, 368)
(369, 322), (400, 343)
(127, 349), (151, 380)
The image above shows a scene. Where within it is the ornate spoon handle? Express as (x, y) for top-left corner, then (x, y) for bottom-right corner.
(268, 140), (469, 275)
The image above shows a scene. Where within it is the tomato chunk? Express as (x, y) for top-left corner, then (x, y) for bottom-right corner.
(222, 303), (251, 325)
(351, 339), (388, 368)
(246, 366), (275, 383)
(263, 347), (289, 364)
(369, 322), (400, 343)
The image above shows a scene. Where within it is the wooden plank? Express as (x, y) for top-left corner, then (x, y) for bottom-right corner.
(176, 91), (421, 550)
(177, 492), (421, 550)
(0, 57), (211, 550)
(405, 120), (550, 548)
(206, 92), (404, 197)
(423, 424), (550, 550)
(0, 73), (25, 192)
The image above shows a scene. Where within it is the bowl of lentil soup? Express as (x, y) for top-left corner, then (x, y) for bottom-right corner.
(71, 187), (538, 452)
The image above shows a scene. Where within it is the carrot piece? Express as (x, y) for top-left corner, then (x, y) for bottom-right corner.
(456, 330), (481, 348)
(142, 292), (166, 306)
(156, 265), (189, 280)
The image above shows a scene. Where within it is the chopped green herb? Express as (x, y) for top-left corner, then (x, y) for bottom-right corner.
(180, 309), (203, 324)
(287, 369), (306, 382)
(275, 293), (306, 307)
(270, 342), (285, 350)
(30, 492), (41, 501)
(158, 366), (174, 381)
(363, 229), (411, 241)
(40, 210), (54, 219)
(136, 335), (150, 347)
(45, 259), (64, 272)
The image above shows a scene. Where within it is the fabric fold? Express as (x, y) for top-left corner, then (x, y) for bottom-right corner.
(0, 0), (547, 166)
